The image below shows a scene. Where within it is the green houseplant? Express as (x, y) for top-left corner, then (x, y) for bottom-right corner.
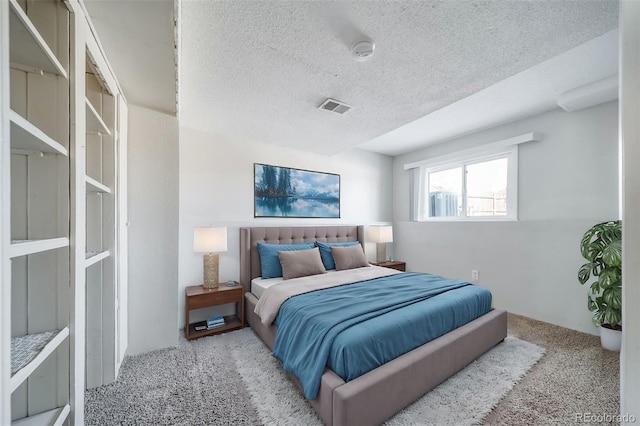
(578, 220), (622, 350)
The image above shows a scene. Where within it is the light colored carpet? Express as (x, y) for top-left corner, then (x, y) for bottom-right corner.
(484, 314), (620, 425)
(86, 327), (543, 425)
(86, 314), (621, 425)
(228, 330), (543, 426)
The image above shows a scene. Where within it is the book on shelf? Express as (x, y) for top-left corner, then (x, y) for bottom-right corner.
(207, 316), (225, 326)
(207, 321), (226, 330)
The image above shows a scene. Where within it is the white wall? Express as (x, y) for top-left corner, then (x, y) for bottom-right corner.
(393, 101), (618, 335)
(178, 126), (393, 328)
(620, 0), (640, 417)
(127, 105), (179, 354)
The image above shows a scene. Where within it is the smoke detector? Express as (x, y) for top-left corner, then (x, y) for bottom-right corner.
(319, 98), (352, 114)
(351, 40), (375, 61)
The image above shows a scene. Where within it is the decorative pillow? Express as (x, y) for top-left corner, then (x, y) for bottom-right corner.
(316, 241), (361, 270)
(331, 245), (370, 271)
(277, 247), (327, 280)
(257, 242), (315, 279)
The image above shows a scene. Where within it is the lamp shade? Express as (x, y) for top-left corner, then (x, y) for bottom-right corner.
(194, 227), (228, 253)
(370, 225), (393, 243)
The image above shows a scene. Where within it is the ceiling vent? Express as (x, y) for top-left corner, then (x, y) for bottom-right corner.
(319, 98), (352, 114)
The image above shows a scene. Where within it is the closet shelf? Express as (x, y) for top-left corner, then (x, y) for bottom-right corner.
(8, 0), (67, 78)
(9, 110), (68, 156)
(86, 175), (111, 193)
(9, 237), (69, 258)
(85, 98), (111, 135)
(11, 404), (70, 426)
(10, 328), (69, 393)
(85, 250), (110, 268)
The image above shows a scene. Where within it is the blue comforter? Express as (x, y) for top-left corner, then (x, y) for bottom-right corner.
(272, 272), (492, 399)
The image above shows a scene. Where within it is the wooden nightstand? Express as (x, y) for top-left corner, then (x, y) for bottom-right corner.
(185, 284), (245, 340)
(372, 261), (406, 272)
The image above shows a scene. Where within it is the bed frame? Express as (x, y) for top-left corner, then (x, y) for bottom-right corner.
(240, 225), (507, 426)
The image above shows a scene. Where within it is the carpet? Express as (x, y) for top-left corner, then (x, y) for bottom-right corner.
(86, 328), (544, 425)
(484, 314), (620, 425)
(228, 329), (544, 426)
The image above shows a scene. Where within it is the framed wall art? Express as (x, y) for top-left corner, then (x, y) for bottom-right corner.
(254, 163), (340, 218)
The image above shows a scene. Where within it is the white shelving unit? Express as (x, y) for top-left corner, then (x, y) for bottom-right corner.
(8, 0), (66, 78)
(86, 175), (110, 194)
(10, 110), (68, 155)
(9, 238), (69, 259)
(85, 97), (110, 135)
(1, 1), (128, 424)
(10, 328), (69, 393)
(84, 46), (119, 390)
(12, 404), (70, 426)
(4, 0), (72, 423)
(85, 250), (109, 268)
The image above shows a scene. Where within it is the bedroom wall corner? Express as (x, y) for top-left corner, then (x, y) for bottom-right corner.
(127, 105), (180, 355)
(177, 126), (393, 329)
(392, 101), (619, 336)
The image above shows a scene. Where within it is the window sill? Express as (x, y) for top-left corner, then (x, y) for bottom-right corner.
(415, 216), (517, 222)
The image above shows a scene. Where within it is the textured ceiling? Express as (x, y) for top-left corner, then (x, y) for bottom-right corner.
(360, 29), (619, 156)
(179, 0), (619, 156)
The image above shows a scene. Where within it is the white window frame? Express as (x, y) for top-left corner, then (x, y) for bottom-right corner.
(404, 132), (541, 222)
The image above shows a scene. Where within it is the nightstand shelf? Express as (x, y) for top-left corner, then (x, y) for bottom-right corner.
(372, 261), (406, 272)
(185, 285), (244, 340)
(187, 314), (242, 340)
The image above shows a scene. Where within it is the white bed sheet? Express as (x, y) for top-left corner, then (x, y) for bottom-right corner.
(251, 276), (284, 299)
(251, 270), (350, 299)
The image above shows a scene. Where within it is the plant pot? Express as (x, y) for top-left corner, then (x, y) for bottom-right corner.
(599, 325), (622, 352)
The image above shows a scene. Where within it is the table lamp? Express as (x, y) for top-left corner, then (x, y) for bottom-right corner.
(370, 225), (393, 263)
(194, 227), (228, 289)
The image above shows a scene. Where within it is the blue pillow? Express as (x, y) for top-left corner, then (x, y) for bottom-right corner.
(315, 241), (361, 270)
(257, 242), (315, 279)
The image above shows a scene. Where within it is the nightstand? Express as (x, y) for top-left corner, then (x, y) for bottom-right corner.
(185, 284), (245, 340)
(372, 261), (406, 272)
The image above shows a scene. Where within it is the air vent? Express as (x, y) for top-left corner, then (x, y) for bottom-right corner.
(319, 98), (352, 114)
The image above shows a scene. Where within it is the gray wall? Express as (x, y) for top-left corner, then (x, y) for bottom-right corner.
(178, 126), (394, 328)
(127, 105), (179, 354)
(393, 101), (618, 334)
(125, 115), (392, 353)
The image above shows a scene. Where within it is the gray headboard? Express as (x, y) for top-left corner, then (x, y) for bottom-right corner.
(239, 225), (365, 292)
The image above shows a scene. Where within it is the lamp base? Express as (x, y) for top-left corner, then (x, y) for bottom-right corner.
(376, 243), (387, 263)
(203, 253), (219, 289)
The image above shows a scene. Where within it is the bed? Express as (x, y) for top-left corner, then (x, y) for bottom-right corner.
(240, 225), (507, 426)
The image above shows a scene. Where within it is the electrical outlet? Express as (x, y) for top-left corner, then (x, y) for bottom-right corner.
(471, 270), (479, 280)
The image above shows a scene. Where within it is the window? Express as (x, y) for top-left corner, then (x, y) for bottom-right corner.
(413, 146), (518, 221)
(425, 156), (510, 218)
(427, 166), (463, 217)
(405, 133), (540, 222)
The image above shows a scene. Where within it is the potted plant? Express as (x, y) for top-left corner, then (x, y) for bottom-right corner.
(578, 220), (622, 351)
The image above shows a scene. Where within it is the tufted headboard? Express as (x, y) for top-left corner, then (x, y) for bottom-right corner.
(239, 225), (365, 292)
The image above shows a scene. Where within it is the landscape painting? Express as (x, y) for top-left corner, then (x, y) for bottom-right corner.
(254, 164), (340, 218)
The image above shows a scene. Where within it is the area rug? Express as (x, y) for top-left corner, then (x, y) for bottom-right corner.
(226, 329), (544, 426)
(85, 328), (544, 426)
